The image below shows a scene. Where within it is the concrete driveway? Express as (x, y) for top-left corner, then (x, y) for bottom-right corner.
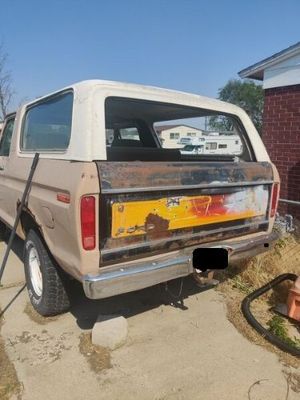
(0, 239), (298, 400)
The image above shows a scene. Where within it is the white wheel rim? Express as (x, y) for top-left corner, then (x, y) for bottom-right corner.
(28, 246), (43, 297)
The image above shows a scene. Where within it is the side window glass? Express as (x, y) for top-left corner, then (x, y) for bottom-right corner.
(119, 127), (140, 141)
(21, 92), (73, 151)
(0, 118), (15, 156)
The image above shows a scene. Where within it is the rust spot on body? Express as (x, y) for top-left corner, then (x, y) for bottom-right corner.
(145, 213), (170, 239)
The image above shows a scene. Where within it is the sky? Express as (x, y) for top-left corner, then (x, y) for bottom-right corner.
(1, 0), (300, 110)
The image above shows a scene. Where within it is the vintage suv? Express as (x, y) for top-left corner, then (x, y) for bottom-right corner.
(0, 80), (279, 315)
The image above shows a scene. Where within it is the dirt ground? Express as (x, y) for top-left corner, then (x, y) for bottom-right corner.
(216, 231), (300, 368)
(0, 238), (299, 400)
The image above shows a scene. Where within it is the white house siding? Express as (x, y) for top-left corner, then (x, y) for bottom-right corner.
(263, 53), (300, 89)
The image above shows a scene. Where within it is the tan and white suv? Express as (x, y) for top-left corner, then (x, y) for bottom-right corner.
(0, 80), (279, 315)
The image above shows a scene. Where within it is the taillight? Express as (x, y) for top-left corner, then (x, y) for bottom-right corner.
(270, 183), (280, 218)
(80, 196), (96, 250)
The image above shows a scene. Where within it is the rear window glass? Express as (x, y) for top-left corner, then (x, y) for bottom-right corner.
(154, 115), (243, 156)
(21, 92), (73, 151)
(105, 97), (251, 161)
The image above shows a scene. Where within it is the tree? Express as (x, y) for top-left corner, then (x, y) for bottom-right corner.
(214, 79), (264, 134)
(0, 44), (14, 121)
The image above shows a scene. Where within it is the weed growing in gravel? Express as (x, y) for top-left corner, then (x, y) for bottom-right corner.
(267, 315), (300, 350)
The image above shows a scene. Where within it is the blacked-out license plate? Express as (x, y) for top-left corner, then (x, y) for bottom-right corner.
(193, 248), (228, 271)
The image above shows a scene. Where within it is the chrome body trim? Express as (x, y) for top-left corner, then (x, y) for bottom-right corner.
(102, 180), (274, 194)
(83, 231), (279, 299)
(101, 219), (269, 256)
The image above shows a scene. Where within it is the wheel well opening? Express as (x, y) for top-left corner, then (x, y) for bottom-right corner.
(20, 211), (42, 237)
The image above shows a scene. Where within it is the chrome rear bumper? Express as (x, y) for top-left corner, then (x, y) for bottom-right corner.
(82, 231), (278, 299)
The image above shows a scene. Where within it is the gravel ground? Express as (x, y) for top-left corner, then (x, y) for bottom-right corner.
(0, 240), (299, 400)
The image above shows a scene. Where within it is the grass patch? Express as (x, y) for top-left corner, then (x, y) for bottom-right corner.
(267, 316), (300, 350)
(79, 333), (111, 373)
(0, 312), (21, 400)
(231, 275), (253, 294)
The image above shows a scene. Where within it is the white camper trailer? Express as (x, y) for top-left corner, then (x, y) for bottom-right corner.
(180, 134), (242, 156)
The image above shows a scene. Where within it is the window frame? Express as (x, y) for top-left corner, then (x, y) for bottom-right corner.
(0, 115), (16, 157)
(20, 89), (74, 154)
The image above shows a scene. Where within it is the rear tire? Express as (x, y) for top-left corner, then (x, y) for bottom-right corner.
(24, 230), (70, 316)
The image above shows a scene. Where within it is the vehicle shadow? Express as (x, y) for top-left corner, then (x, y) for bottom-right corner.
(0, 285), (26, 318)
(8, 235), (24, 261)
(68, 276), (214, 330)
(2, 231), (24, 262)
(1, 231), (219, 328)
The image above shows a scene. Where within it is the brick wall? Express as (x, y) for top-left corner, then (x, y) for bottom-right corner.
(262, 84), (300, 219)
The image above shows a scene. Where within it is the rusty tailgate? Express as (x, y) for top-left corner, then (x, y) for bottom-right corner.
(96, 161), (274, 265)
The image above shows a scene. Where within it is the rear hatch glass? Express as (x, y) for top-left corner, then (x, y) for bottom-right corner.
(105, 97), (254, 162)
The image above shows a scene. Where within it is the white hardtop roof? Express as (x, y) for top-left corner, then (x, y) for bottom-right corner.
(14, 79), (269, 162)
(25, 79), (245, 116)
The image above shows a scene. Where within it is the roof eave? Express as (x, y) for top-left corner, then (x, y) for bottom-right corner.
(238, 42), (300, 80)
(239, 70), (264, 80)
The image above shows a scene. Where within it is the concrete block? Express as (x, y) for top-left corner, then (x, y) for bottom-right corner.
(92, 314), (128, 350)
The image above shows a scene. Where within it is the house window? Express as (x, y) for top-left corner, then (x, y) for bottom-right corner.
(170, 132), (179, 139)
(206, 142), (217, 150)
(218, 144), (227, 149)
(187, 132), (196, 137)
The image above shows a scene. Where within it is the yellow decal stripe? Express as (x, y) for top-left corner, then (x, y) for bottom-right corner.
(111, 191), (265, 238)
